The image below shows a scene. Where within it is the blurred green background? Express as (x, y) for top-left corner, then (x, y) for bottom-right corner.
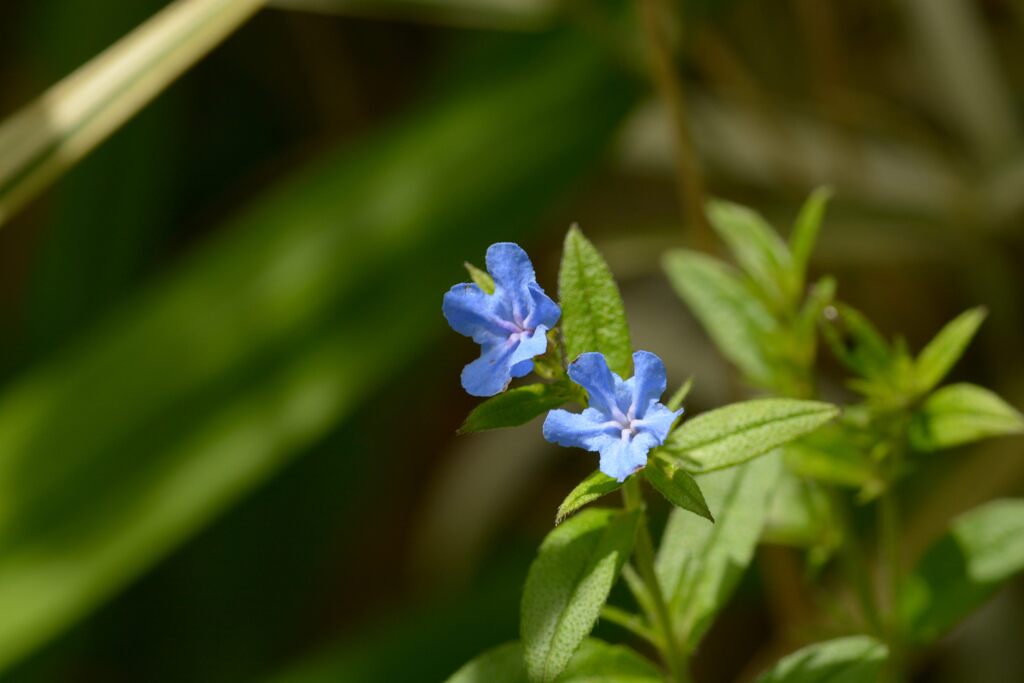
(0, 0), (1022, 681)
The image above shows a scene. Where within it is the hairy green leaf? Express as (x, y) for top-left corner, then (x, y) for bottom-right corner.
(464, 261), (496, 294)
(656, 453), (782, 649)
(445, 639), (660, 683)
(460, 382), (574, 434)
(706, 199), (792, 304)
(788, 187), (832, 295)
(663, 249), (776, 386)
(521, 508), (639, 682)
(663, 399), (839, 472)
(909, 383), (1024, 451)
(914, 307), (986, 394)
(644, 454), (713, 522)
(753, 635), (887, 683)
(558, 226), (632, 376)
(556, 471), (621, 525)
(902, 499), (1024, 643)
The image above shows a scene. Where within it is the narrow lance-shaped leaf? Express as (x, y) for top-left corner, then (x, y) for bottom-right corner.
(788, 186), (832, 296)
(464, 261), (496, 294)
(644, 453), (713, 522)
(461, 382), (575, 434)
(663, 249), (776, 386)
(914, 307), (986, 395)
(521, 508), (639, 682)
(754, 636), (888, 683)
(445, 639), (661, 683)
(555, 471), (621, 525)
(662, 398), (839, 473)
(901, 498), (1024, 643)
(706, 199), (792, 305)
(656, 454), (782, 650)
(558, 226), (632, 376)
(909, 383), (1024, 452)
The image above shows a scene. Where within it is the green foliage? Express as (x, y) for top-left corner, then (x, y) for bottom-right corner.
(464, 261), (496, 294)
(460, 382), (575, 434)
(909, 383), (1024, 451)
(558, 226), (633, 376)
(901, 498), (1024, 643)
(521, 508), (639, 682)
(763, 469), (841, 564)
(446, 639), (661, 683)
(788, 187), (832, 295)
(782, 423), (879, 490)
(706, 199), (793, 306)
(643, 453), (713, 522)
(753, 636), (887, 683)
(662, 398), (839, 472)
(555, 471), (621, 525)
(656, 454), (782, 649)
(914, 307), (986, 394)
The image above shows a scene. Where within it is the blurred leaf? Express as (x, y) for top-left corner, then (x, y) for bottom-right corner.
(901, 498), (1024, 643)
(0, 26), (638, 673)
(643, 453), (712, 522)
(460, 382), (574, 434)
(656, 453), (782, 650)
(663, 249), (775, 386)
(706, 199), (792, 305)
(558, 226), (633, 377)
(269, 0), (558, 31)
(909, 383), (1024, 451)
(914, 307), (987, 395)
(782, 424), (877, 489)
(445, 639), (661, 683)
(0, 0), (264, 227)
(788, 187), (831, 296)
(666, 376), (693, 412)
(662, 399), (839, 473)
(763, 470), (839, 566)
(820, 303), (894, 382)
(521, 508), (639, 682)
(753, 635), (887, 683)
(464, 261), (496, 295)
(555, 471), (621, 525)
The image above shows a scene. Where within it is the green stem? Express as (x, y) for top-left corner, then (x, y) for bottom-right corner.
(622, 477), (692, 683)
(879, 478), (904, 683)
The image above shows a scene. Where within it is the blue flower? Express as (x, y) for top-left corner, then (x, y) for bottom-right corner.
(443, 243), (561, 397)
(543, 351), (681, 481)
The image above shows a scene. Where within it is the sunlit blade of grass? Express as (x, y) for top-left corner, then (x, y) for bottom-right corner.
(268, 0), (556, 30)
(0, 0), (265, 228)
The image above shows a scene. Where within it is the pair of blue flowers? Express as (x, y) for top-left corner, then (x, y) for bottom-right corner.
(443, 243), (681, 482)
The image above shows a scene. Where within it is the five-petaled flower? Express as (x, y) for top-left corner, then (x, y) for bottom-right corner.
(443, 243), (561, 397)
(543, 351), (681, 481)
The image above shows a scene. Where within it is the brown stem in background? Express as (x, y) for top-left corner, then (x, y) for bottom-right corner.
(636, 0), (710, 247)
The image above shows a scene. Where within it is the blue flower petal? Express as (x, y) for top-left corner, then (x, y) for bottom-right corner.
(543, 407), (618, 451)
(568, 353), (622, 418)
(636, 402), (681, 444)
(442, 283), (512, 344)
(525, 282), (561, 330)
(598, 435), (652, 482)
(461, 340), (517, 397)
(625, 350), (668, 418)
(486, 242), (535, 294)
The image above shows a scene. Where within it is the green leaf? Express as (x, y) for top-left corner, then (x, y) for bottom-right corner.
(445, 639), (661, 683)
(788, 187), (832, 295)
(656, 453), (782, 649)
(558, 226), (632, 377)
(461, 382), (574, 434)
(763, 470), (840, 565)
(521, 508), (639, 682)
(644, 453), (713, 522)
(666, 376), (694, 412)
(556, 471), (621, 525)
(753, 636), (887, 683)
(663, 249), (776, 386)
(909, 383), (1024, 451)
(902, 498), (1024, 643)
(662, 399), (839, 473)
(782, 424), (878, 489)
(706, 199), (792, 304)
(914, 307), (987, 394)
(464, 261), (496, 294)
(820, 303), (896, 383)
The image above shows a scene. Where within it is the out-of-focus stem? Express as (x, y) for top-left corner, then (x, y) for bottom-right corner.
(879, 460), (905, 683)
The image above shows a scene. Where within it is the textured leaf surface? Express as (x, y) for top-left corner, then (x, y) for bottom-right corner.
(914, 307), (986, 394)
(461, 382), (575, 433)
(445, 639), (661, 683)
(558, 227), (632, 377)
(656, 453), (782, 649)
(663, 399), (839, 472)
(754, 636), (887, 683)
(663, 250), (775, 386)
(555, 471), (621, 525)
(902, 498), (1024, 643)
(909, 383), (1024, 451)
(644, 453), (712, 521)
(706, 199), (792, 304)
(522, 508), (639, 682)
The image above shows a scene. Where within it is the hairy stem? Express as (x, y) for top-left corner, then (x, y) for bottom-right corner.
(622, 477), (692, 683)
